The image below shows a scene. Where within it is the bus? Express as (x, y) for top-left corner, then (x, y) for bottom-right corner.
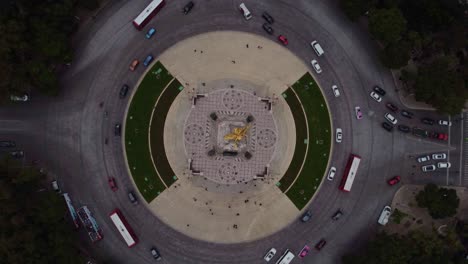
(109, 209), (138, 247)
(275, 249), (295, 264)
(339, 154), (361, 192)
(133, 0), (166, 30)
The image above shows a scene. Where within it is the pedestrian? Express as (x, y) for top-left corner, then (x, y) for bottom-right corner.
(232, 60), (236, 64)
(246, 44), (249, 48)
(257, 45), (262, 49)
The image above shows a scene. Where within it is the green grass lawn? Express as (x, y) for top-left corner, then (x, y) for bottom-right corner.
(149, 79), (183, 186)
(125, 61), (174, 202)
(281, 73), (331, 209)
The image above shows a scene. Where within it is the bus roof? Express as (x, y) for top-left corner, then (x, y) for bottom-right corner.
(342, 156), (361, 191)
(133, 0), (164, 26)
(109, 211), (137, 247)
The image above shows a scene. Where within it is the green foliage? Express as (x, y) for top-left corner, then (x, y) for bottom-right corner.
(369, 7), (407, 44)
(340, 0), (374, 21)
(391, 208), (409, 224)
(0, 158), (84, 263)
(78, 0), (100, 11)
(379, 40), (411, 68)
(343, 230), (466, 264)
(414, 58), (466, 115)
(416, 183), (460, 219)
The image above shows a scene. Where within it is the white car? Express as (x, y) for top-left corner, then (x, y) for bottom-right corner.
(336, 128), (342, 143)
(327, 167), (336, 181)
(384, 113), (397, 125)
(263, 248), (276, 262)
(10, 94), (29, 102)
(432, 153), (447, 160)
(355, 106), (363, 119)
(331, 85), (340, 97)
(422, 164), (436, 172)
(438, 120), (451, 126)
(51, 180), (61, 194)
(417, 155), (431, 163)
(369, 91), (382, 102)
(437, 162), (451, 169)
(311, 59), (322, 73)
(378, 206), (392, 226)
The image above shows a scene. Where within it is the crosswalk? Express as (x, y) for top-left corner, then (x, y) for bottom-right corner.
(463, 112), (468, 185)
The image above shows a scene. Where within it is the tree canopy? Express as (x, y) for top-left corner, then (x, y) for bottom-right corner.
(369, 7), (407, 44)
(416, 183), (460, 219)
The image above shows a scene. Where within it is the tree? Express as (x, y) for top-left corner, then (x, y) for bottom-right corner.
(340, 0), (375, 21)
(378, 40), (411, 68)
(368, 7), (407, 44)
(416, 183), (460, 219)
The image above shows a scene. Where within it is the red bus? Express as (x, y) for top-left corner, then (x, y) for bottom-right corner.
(133, 0), (166, 30)
(339, 154), (361, 192)
(109, 209), (138, 247)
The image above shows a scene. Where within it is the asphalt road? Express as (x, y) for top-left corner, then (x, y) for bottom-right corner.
(0, 0), (463, 263)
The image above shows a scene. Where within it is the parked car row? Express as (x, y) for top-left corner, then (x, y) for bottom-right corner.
(416, 152), (450, 172)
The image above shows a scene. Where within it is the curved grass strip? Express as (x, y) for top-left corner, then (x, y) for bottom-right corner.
(149, 79), (183, 186)
(125, 61), (174, 202)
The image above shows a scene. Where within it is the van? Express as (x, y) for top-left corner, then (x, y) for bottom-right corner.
(310, 40), (324, 56)
(239, 3), (252, 20)
(378, 206), (391, 225)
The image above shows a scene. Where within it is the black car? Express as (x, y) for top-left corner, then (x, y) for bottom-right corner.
(397, 125), (410, 133)
(262, 11), (274, 24)
(421, 118), (435, 125)
(183, 1), (194, 14)
(429, 131), (439, 139)
(386, 102), (398, 112)
(114, 123), (122, 136)
(382, 122), (393, 132)
(119, 84), (129, 99)
(262, 23), (274, 35)
(315, 239), (327, 250)
(373, 85), (386, 96)
(128, 191), (138, 204)
(150, 247), (162, 260)
(331, 210), (343, 221)
(413, 127), (428, 138)
(0, 141), (16, 148)
(401, 110), (414, 119)
(301, 210), (312, 222)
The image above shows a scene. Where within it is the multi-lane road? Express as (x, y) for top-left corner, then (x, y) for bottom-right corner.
(0, 0), (465, 263)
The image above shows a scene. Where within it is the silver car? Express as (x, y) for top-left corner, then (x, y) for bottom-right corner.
(311, 59), (322, 73)
(327, 167), (336, 181)
(432, 153), (447, 160)
(336, 128), (342, 143)
(422, 164), (436, 172)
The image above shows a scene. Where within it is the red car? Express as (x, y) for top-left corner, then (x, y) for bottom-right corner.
(108, 177), (118, 191)
(278, 35), (288, 45)
(315, 239), (327, 250)
(387, 176), (401, 186)
(438, 133), (448, 141)
(386, 103), (398, 112)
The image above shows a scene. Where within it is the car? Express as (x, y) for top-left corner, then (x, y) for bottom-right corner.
(437, 133), (448, 141)
(10, 94), (29, 102)
(262, 23), (273, 35)
(310, 40), (324, 56)
(387, 176), (401, 186)
(51, 180), (61, 194)
(438, 120), (451, 126)
(119, 84), (129, 99)
(239, 3), (252, 20)
(263, 248), (276, 262)
(150, 247), (162, 260)
(384, 113), (397, 125)
(114, 123), (121, 136)
(382, 122), (393, 132)
(386, 103), (398, 112)
(355, 106), (363, 119)
(397, 125), (410, 133)
(145, 28), (156, 39)
(262, 11), (274, 24)
(331, 210), (343, 221)
(378, 206), (391, 225)
(183, 1), (194, 14)
(369, 91), (382, 102)
(437, 162), (451, 169)
(128, 191), (138, 204)
(421, 118), (435, 125)
(429, 131), (439, 139)
(0, 141), (16, 148)
(401, 110), (414, 119)
(422, 164), (436, 172)
(417, 155), (430, 163)
(311, 59), (322, 73)
(299, 245), (310, 258)
(327, 166), (336, 181)
(373, 85), (386, 96)
(129, 59), (139, 71)
(278, 35), (288, 45)
(315, 239), (327, 250)
(108, 177), (118, 191)
(331, 85), (340, 97)
(301, 210), (312, 222)
(143, 55), (154, 66)
(413, 127), (428, 138)
(335, 128), (342, 143)
(432, 153), (447, 160)
(10, 150), (24, 159)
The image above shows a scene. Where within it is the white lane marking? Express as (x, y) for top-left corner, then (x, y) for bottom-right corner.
(459, 113), (463, 185)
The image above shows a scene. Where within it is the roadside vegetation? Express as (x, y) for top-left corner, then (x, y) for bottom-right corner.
(0, 158), (84, 263)
(0, 0), (101, 102)
(416, 183), (460, 219)
(340, 0), (467, 114)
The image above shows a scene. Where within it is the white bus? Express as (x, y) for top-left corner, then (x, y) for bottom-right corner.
(109, 209), (138, 247)
(133, 0), (166, 30)
(275, 249), (295, 264)
(339, 154), (361, 192)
